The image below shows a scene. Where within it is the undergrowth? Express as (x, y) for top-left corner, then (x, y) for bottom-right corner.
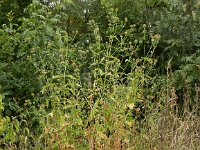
(0, 1), (199, 150)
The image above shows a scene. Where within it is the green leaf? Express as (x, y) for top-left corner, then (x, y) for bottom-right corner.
(0, 94), (4, 111)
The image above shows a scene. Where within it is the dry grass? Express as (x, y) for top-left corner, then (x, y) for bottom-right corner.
(128, 84), (200, 150)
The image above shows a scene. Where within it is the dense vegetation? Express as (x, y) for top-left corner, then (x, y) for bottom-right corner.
(0, 0), (200, 149)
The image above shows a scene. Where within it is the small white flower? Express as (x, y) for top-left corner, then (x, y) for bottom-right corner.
(49, 113), (53, 118)
(86, 39), (89, 44)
